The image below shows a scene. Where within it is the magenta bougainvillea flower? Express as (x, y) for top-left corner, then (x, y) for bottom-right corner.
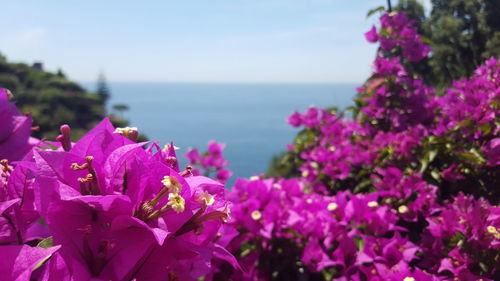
(0, 91), (238, 280)
(30, 119), (236, 280)
(0, 88), (37, 162)
(0, 245), (61, 281)
(186, 140), (232, 184)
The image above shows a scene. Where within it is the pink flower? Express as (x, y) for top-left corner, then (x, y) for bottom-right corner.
(0, 89), (36, 161)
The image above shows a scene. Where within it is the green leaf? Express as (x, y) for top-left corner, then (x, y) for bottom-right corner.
(37, 237), (53, 248)
(366, 6), (385, 18)
(354, 236), (365, 251)
(420, 149), (438, 173)
(420, 35), (433, 45)
(478, 123), (492, 135)
(353, 179), (373, 193)
(458, 153), (475, 161)
(479, 262), (488, 273)
(449, 231), (466, 248)
(321, 266), (339, 280)
(453, 118), (474, 131)
(32, 254), (53, 271)
(428, 149), (438, 162)
(239, 242), (257, 258)
(458, 148), (485, 165)
(431, 170), (441, 182)
(469, 147), (486, 164)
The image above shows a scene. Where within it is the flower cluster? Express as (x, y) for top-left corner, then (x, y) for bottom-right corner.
(359, 12), (436, 132)
(434, 56), (500, 160)
(219, 173), (500, 280)
(218, 11), (500, 281)
(0, 99), (237, 280)
(422, 194), (500, 279)
(365, 12), (430, 62)
(286, 11), (500, 201)
(185, 140), (232, 184)
(220, 174), (499, 280)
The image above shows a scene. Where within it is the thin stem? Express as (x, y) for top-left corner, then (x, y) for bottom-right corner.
(387, 0), (392, 12)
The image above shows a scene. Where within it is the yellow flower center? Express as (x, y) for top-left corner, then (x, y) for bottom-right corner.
(398, 205), (409, 214)
(196, 191), (215, 206)
(167, 193), (185, 213)
(222, 205), (231, 222)
(327, 202), (338, 211)
(487, 225), (500, 239)
(161, 176), (182, 194)
(114, 127), (138, 136)
(251, 210), (262, 220)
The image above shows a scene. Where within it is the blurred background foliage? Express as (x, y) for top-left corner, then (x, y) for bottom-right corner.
(0, 53), (131, 141)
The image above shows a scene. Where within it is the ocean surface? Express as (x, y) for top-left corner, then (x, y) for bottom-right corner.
(81, 82), (358, 185)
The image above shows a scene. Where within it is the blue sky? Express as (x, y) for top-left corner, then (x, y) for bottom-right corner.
(1, 1), (430, 83)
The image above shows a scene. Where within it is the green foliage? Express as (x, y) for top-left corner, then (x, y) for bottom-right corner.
(396, 0), (500, 87)
(0, 55), (129, 139)
(366, 6), (386, 18)
(395, 0), (425, 22)
(266, 151), (301, 179)
(37, 237), (54, 248)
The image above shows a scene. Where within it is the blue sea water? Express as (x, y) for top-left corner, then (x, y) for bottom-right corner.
(82, 82), (358, 185)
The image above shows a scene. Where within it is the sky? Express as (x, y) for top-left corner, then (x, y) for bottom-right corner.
(1, 0), (431, 83)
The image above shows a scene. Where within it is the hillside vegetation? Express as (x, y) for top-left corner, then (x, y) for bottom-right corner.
(0, 53), (128, 140)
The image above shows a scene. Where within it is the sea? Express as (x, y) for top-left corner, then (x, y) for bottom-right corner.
(81, 82), (358, 186)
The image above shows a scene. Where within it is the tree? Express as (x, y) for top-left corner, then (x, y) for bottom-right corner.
(395, 0), (425, 23)
(395, 0), (500, 87)
(56, 69), (66, 78)
(96, 72), (110, 103)
(112, 104), (129, 118)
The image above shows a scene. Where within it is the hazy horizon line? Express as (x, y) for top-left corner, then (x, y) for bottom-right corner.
(79, 80), (363, 85)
